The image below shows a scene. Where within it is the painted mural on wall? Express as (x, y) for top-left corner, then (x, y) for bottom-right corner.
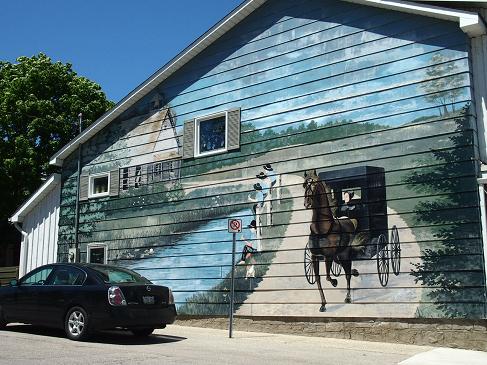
(57, 0), (485, 319)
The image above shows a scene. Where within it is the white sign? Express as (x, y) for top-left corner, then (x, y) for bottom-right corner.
(228, 219), (242, 233)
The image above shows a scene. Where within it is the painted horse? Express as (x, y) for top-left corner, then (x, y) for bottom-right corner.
(303, 170), (359, 312)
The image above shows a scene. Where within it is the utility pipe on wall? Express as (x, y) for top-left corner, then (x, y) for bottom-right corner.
(477, 177), (487, 318)
(12, 222), (28, 277)
(73, 113), (83, 263)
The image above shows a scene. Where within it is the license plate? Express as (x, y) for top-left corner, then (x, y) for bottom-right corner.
(142, 296), (155, 304)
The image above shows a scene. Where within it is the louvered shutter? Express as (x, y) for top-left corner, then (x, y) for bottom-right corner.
(109, 169), (119, 197)
(227, 108), (241, 151)
(183, 120), (195, 159)
(79, 175), (89, 201)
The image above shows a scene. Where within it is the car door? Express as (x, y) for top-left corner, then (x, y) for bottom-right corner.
(9, 266), (55, 323)
(39, 266), (87, 327)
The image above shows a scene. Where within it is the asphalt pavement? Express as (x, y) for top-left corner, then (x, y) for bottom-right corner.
(0, 324), (486, 365)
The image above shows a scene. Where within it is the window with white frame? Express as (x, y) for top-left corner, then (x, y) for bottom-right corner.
(87, 244), (107, 264)
(195, 112), (227, 157)
(89, 173), (110, 198)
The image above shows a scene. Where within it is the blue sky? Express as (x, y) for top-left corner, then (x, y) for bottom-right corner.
(0, 0), (243, 102)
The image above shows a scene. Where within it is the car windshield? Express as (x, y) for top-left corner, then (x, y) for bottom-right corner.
(90, 266), (151, 284)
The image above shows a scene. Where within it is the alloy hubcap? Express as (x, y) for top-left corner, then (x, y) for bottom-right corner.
(68, 311), (85, 336)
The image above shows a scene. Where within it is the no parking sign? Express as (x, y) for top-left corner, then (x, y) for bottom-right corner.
(228, 219), (242, 233)
(228, 218), (242, 338)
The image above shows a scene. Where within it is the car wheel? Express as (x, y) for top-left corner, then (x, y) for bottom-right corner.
(131, 328), (154, 337)
(65, 307), (91, 341)
(0, 308), (7, 330)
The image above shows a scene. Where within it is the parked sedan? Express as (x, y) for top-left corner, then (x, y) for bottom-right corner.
(0, 263), (177, 340)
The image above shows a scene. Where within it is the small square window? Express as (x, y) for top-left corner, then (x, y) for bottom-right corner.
(89, 173), (110, 198)
(88, 244), (107, 264)
(195, 113), (227, 156)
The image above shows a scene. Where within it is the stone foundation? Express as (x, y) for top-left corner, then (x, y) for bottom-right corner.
(176, 316), (487, 351)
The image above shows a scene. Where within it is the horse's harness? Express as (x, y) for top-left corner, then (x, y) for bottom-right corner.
(304, 176), (345, 249)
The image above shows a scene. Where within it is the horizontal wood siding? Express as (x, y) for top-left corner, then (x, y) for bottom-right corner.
(57, 0), (485, 319)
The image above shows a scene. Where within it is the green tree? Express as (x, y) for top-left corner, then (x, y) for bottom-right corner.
(0, 53), (113, 226)
(420, 54), (464, 116)
(405, 106), (484, 318)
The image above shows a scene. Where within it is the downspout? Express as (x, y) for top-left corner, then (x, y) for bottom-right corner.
(477, 177), (487, 318)
(12, 222), (28, 277)
(73, 113), (83, 263)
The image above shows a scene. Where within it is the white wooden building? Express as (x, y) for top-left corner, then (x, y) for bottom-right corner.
(9, 174), (61, 277)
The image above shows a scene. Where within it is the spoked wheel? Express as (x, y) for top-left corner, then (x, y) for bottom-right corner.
(304, 242), (316, 285)
(65, 306), (91, 341)
(390, 225), (401, 276)
(376, 234), (389, 287)
(331, 258), (342, 277)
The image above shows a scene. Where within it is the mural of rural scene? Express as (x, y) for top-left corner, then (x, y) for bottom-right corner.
(57, 0), (485, 319)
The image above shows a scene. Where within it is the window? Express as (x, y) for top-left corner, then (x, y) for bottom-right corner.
(90, 266), (151, 284)
(88, 244), (107, 264)
(134, 166), (142, 188)
(195, 112), (227, 156)
(119, 159), (180, 191)
(20, 266), (54, 286)
(50, 267), (86, 286)
(183, 108), (240, 159)
(89, 173), (110, 198)
(152, 162), (162, 182)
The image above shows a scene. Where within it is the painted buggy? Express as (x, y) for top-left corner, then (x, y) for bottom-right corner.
(304, 166), (401, 287)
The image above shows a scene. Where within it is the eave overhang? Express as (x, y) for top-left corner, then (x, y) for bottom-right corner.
(9, 174), (61, 224)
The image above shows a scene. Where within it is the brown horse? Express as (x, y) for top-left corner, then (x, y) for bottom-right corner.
(303, 170), (359, 312)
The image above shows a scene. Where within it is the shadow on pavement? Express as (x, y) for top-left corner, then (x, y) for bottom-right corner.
(4, 325), (187, 345)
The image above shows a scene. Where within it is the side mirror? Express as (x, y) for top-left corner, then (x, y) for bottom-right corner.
(9, 279), (18, 287)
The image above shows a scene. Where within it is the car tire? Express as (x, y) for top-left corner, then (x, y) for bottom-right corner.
(64, 306), (91, 341)
(131, 328), (154, 337)
(0, 308), (7, 330)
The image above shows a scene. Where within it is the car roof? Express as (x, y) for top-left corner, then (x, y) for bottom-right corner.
(42, 263), (129, 271)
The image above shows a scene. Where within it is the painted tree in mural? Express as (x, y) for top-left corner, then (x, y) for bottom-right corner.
(405, 105), (483, 318)
(420, 54), (464, 116)
(0, 53), (113, 229)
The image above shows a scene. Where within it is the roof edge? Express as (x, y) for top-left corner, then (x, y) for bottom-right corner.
(345, 0), (486, 36)
(49, 0), (267, 167)
(49, 0), (486, 167)
(9, 174), (61, 224)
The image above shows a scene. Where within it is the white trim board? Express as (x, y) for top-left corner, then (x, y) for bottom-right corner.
(9, 174), (61, 224)
(48, 0), (486, 168)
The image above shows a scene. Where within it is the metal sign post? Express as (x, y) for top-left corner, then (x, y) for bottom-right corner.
(228, 218), (242, 339)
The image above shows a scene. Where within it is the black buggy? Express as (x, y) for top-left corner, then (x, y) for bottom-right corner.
(304, 166), (401, 287)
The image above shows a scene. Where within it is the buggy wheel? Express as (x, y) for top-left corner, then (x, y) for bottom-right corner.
(331, 258), (341, 277)
(376, 234), (389, 287)
(304, 242), (316, 285)
(390, 225), (401, 276)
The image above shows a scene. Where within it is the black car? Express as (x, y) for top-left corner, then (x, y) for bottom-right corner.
(0, 263), (177, 340)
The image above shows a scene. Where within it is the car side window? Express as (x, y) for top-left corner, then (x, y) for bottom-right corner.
(20, 267), (54, 286)
(50, 267), (86, 286)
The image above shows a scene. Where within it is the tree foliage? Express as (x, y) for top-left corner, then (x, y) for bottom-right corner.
(0, 53), (113, 223)
(405, 106), (484, 318)
(420, 54), (464, 116)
